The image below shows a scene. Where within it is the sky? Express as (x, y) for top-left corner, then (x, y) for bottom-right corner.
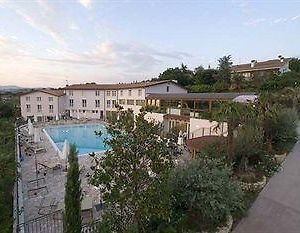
(0, 0), (299, 88)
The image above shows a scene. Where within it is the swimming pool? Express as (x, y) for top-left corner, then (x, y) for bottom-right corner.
(45, 124), (110, 155)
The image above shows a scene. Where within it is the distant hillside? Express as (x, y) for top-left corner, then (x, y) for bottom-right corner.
(0, 85), (24, 93)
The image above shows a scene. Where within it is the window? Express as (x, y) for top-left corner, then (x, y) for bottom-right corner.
(69, 90), (73, 96)
(69, 99), (74, 107)
(106, 91), (111, 96)
(26, 96), (30, 101)
(37, 105), (42, 112)
(127, 99), (134, 105)
(167, 86), (170, 92)
(95, 90), (100, 96)
(118, 99), (126, 105)
(37, 97), (42, 101)
(136, 100), (145, 106)
(138, 89), (142, 96)
(112, 91), (117, 96)
(128, 90), (132, 96)
(112, 100), (116, 107)
(95, 100), (100, 108)
(48, 97), (53, 101)
(106, 100), (111, 108)
(26, 104), (31, 112)
(49, 105), (54, 113)
(82, 99), (87, 107)
(120, 90), (123, 96)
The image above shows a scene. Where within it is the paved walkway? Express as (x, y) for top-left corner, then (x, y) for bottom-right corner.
(233, 132), (300, 233)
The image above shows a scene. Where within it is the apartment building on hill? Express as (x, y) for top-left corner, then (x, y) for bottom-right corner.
(231, 55), (290, 80)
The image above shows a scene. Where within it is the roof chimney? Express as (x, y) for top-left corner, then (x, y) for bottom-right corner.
(278, 55), (284, 62)
(250, 60), (257, 68)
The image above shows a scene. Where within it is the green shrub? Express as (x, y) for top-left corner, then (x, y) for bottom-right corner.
(169, 158), (245, 232)
(272, 108), (298, 153)
(234, 125), (265, 172)
(255, 154), (280, 177)
(197, 139), (227, 164)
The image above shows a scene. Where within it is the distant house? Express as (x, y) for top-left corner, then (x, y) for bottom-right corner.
(231, 55), (291, 80)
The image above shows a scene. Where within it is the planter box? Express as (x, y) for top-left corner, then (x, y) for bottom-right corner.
(203, 215), (233, 233)
(275, 153), (287, 164)
(238, 176), (267, 192)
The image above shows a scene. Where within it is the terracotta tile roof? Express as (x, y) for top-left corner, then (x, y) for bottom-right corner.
(231, 58), (290, 73)
(19, 89), (65, 97)
(146, 92), (256, 101)
(64, 80), (181, 90)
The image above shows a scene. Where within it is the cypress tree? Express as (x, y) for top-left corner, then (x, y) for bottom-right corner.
(64, 144), (82, 233)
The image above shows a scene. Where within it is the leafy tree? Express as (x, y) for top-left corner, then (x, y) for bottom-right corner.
(169, 158), (245, 232)
(158, 63), (194, 87)
(64, 144), (82, 233)
(194, 68), (218, 86)
(231, 73), (244, 92)
(217, 55), (233, 84)
(260, 71), (300, 91)
(90, 110), (175, 232)
(0, 102), (14, 118)
(0, 119), (15, 233)
(289, 58), (300, 73)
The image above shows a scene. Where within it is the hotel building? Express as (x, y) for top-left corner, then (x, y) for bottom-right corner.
(20, 80), (187, 121)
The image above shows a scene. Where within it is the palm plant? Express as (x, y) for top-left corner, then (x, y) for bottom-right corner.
(214, 102), (254, 163)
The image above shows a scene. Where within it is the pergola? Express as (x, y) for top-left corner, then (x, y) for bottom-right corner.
(146, 92), (256, 115)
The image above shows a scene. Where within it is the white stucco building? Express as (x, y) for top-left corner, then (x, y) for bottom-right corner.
(20, 89), (66, 122)
(63, 80), (187, 119)
(20, 80), (187, 121)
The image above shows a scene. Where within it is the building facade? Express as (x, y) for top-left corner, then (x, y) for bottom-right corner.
(63, 80), (187, 120)
(20, 80), (187, 121)
(20, 89), (66, 122)
(231, 56), (290, 80)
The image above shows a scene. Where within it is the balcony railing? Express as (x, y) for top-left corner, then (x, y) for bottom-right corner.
(148, 106), (212, 120)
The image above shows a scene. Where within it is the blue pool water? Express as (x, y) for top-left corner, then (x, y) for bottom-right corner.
(45, 124), (110, 155)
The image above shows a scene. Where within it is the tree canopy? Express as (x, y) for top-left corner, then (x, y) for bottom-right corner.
(64, 144), (82, 233)
(90, 110), (175, 232)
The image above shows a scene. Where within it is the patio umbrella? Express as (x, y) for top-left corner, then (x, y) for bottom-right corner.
(61, 139), (70, 160)
(34, 115), (38, 122)
(28, 119), (34, 136)
(55, 114), (59, 121)
(34, 128), (40, 143)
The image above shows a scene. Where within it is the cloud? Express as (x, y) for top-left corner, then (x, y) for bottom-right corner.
(41, 41), (191, 72)
(78, 0), (92, 9)
(69, 22), (80, 31)
(16, 9), (64, 44)
(0, 0), (66, 44)
(232, 0), (252, 14)
(0, 35), (31, 58)
(244, 18), (266, 26)
(273, 18), (288, 24)
(291, 14), (300, 21)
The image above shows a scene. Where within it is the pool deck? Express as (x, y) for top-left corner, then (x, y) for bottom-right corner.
(19, 119), (105, 224)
